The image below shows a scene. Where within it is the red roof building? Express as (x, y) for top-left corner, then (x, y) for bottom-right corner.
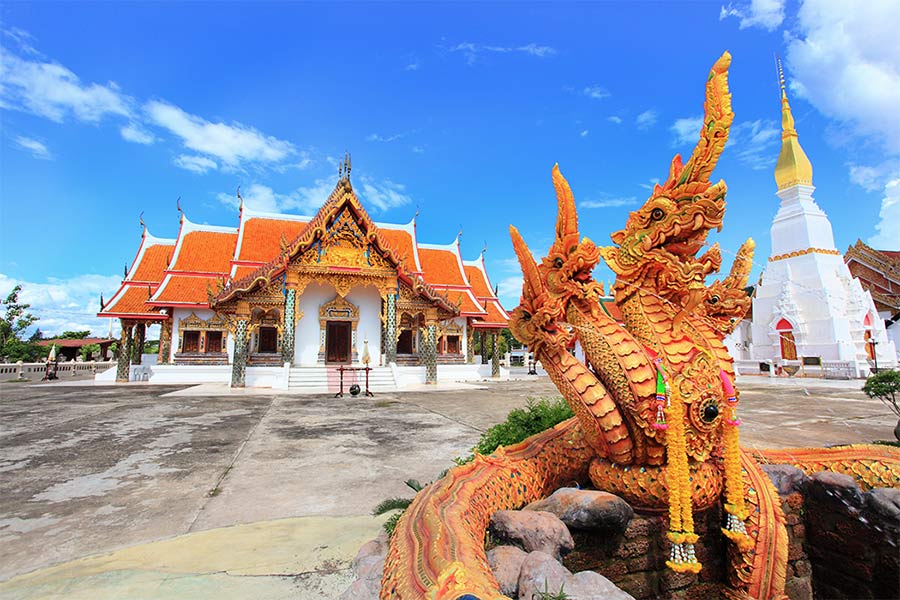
(99, 165), (509, 385)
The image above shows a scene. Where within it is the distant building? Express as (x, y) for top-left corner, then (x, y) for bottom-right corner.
(845, 240), (900, 359)
(98, 160), (509, 388)
(37, 338), (116, 362)
(730, 77), (897, 376)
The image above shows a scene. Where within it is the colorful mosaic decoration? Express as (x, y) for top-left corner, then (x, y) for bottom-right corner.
(381, 52), (900, 600)
(231, 319), (248, 387)
(282, 288), (296, 364)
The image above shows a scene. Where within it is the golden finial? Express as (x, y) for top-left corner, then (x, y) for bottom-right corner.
(346, 152), (352, 178)
(773, 55), (814, 190)
(139, 211), (145, 231)
(236, 185), (244, 212)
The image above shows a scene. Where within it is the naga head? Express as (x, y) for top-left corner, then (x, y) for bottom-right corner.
(508, 225), (574, 353)
(541, 165), (605, 305)
(699, 238), (755, 335)
(601, 51), (735, 312)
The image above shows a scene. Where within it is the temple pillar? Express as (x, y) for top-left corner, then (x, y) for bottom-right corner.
(159, 318), (172, 364)
(116, 320), (133, 382)
(425, 322), (437, 384)
(491, 331), (501, 378)
(466, 323), (475, 364)
(282, 288), (297, 364)
(384, 293), (397, 365)
(231, 318), (249, 388)
(132, 323), (146, 365)
(481, 331), (491, 364)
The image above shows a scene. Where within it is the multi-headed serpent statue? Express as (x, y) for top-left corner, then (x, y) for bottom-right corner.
(381, 52), (900, 600)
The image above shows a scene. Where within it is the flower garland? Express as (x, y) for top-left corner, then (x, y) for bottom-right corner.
(652, 358), (702, 573)
(720, 369), (752, 550)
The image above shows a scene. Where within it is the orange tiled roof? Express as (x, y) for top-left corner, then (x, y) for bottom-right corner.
(473, 300), (509, 327)
(173, 231), (237, 274)
(152, 275), (221, 305)
(380, 227), (418, 272)
(447, 290), (487, 316)
(238, 217), (308, 263)
(103, 286), (161, 317)
(419, 247), (466, 286)
(231, 265), (259, 281)
(464, 264), (493, 298)
(132, 243), (173, 282)
(600, 297), (625, 323)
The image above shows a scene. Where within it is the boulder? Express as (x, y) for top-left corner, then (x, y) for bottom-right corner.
(490, 510), (574, 561)
(525, 487), (634, 533)
(865, 487), (900, 528)
(487, 545), (528, 597)
(807, 471), (864, 511)
(517, 550), (634, 600)
(762, 464), (809, 496)
(340, 531), (389, 600)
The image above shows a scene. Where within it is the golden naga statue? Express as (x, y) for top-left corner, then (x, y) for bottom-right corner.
(381, 52), (900, 600)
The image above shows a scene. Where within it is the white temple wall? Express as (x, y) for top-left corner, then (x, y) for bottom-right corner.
(770, 186), (836, 255)
(293, 282), (383, 366)
(170, 307), (216, 362)
(345, 284), (383, 366)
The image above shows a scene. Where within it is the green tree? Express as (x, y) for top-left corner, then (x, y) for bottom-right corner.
(863, 370), (900, 442)
(59, 330), (91, 340)
(81, 343), (101, 361)
(1, 285), (40, 361)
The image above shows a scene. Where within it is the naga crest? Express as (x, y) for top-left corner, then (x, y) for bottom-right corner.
(601, 51), (735, 313)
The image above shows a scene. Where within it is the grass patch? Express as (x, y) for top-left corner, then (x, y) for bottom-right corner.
(473, 397), (573, 456)
(873, 440), (900, 447)
(374, 400), (398, 408)
(4, 378), (30, 383)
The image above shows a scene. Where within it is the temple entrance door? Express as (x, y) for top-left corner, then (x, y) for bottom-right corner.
(326, 321), (351, 363)
(258, 327), (278, 353)
(397, 330), (413, 354)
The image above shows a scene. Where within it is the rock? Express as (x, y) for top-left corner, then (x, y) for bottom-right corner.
(865, 487), (900, 527)
(491, 510), (574, 560)
(807, 471), (864, 511)
(517, 550), (634, 600)
(762, 464), (809, 496)
(340, 532), (389, 600)
(517, 551), (571, 600)
(564, 570), (634, 600)
(487, 545), (528, 597)
(525, 487), (634, 533)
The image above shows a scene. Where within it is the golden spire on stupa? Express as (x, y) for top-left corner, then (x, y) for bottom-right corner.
(774, 58), (814, 190)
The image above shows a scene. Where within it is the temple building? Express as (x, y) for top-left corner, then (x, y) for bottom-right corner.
(845, 240), (900, 359)
(97, 159), (509, 388)
(728, 71), (897, 376)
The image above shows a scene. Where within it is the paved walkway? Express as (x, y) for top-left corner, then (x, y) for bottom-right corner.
(0, 376), (894, 599)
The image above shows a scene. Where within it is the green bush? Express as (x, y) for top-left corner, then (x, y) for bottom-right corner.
(473, 397), (574, 456)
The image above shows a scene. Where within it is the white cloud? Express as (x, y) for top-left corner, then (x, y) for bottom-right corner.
(405, 58), (422, 71)
(366, 131), (412, 143)
(719, 0), (785, 31)
(636, 109), (658, 130)
(580, 196), (638, 209)
(671, 115), (703, 146)
(120, 122), (155, 145)
(580, 129), (589, 138)
(0, 48), (132, 123)
(449, 42), (556, 65)
(607, 116), (623, 124)
(784, 0), (900, 248)
(145, 100), (295, 169)
(728, 119), (780, 169)
(412, 145), (425, 154)
(0, 272), (124, 338)
(868, 178), (900, 249)
(358, 177), (412, 212)
(786, 0), (900, 155)
(583, 85), (610, 100)
(174, 154), (217, 174)
(13, 136), (52, 160)
(496, 275), (524, 310)
(639, 177), (661, 190)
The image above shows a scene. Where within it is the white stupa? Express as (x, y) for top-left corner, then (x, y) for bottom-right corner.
(747, 67), (897, 376)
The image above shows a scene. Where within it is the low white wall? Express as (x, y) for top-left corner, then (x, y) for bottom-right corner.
(246, 365), (288, 389)
(145, 365), (230, 384)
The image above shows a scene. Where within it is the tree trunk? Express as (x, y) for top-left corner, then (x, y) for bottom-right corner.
(894, 418), (900, 443)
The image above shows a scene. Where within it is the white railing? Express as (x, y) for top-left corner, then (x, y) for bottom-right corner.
(0, 361), (116, 380)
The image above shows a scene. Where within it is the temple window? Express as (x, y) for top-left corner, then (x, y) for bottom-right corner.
(207, 331), (223, 353)
(183, 331), (200, 353)
(446, 335), (460, 354)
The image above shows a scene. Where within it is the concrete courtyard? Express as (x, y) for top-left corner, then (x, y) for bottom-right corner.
(0, 374), (895, 599)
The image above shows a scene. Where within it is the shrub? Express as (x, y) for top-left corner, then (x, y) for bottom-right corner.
(473, 397), (574, 456)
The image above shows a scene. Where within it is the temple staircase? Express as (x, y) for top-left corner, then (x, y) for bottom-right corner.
(287, 366), (398, 393)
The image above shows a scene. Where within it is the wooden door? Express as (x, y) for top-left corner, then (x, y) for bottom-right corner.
(258, 327), (278, 353)
(780, 331), (797, 360)
(326, 321), (351, 363)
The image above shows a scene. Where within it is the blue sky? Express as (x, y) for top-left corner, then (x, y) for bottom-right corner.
(1, 1), (898, 337)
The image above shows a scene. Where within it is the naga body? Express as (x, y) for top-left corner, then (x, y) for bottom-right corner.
(381, 52), (900, 600)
